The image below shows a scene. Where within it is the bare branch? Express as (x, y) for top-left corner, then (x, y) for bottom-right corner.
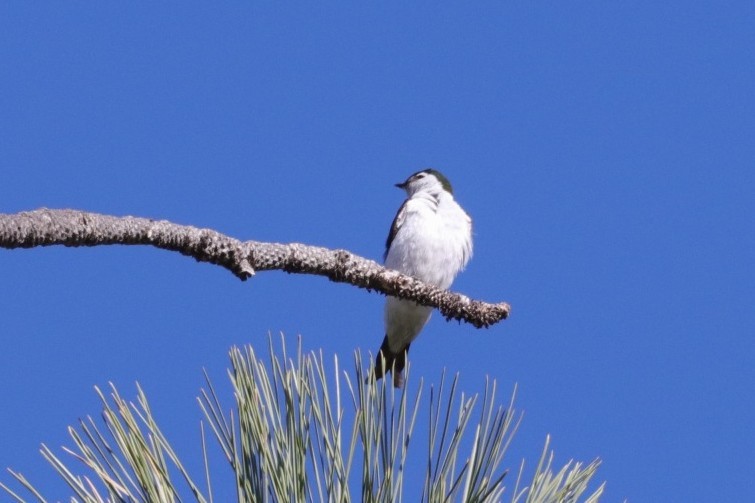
(0, 209), (510, 328)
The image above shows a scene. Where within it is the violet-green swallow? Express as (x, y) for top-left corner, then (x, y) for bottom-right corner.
(373, 169), (473, 387)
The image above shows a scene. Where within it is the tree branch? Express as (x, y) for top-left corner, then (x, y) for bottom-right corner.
(0, 209), (510, 328)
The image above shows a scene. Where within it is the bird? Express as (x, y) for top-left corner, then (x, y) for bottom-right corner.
(372, 169), (473, 387)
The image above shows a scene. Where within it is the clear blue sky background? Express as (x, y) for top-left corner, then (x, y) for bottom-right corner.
(1, 3), (753, 501)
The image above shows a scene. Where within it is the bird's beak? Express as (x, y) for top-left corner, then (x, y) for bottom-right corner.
(395, 181), (407, 189)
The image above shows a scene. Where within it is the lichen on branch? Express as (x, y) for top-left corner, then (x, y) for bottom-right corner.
(0, 208), (510, 328)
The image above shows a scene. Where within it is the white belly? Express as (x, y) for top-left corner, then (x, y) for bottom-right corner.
(383, 192), (472, 351)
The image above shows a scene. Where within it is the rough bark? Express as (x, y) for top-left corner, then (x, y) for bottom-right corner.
(0, 209), (510, 328)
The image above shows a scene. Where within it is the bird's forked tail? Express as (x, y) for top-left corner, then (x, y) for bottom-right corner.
(368, 335), (410, 388)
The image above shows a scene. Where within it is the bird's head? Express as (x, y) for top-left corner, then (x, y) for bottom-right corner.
(396, 169), (453, 197)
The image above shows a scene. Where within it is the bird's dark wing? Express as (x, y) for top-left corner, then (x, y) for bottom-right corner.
(384, 199), (409, 261)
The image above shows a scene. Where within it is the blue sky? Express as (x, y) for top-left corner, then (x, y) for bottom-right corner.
(1, 2), (754, 501)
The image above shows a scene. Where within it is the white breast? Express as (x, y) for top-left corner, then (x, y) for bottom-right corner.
(385, 191), (472, 289)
